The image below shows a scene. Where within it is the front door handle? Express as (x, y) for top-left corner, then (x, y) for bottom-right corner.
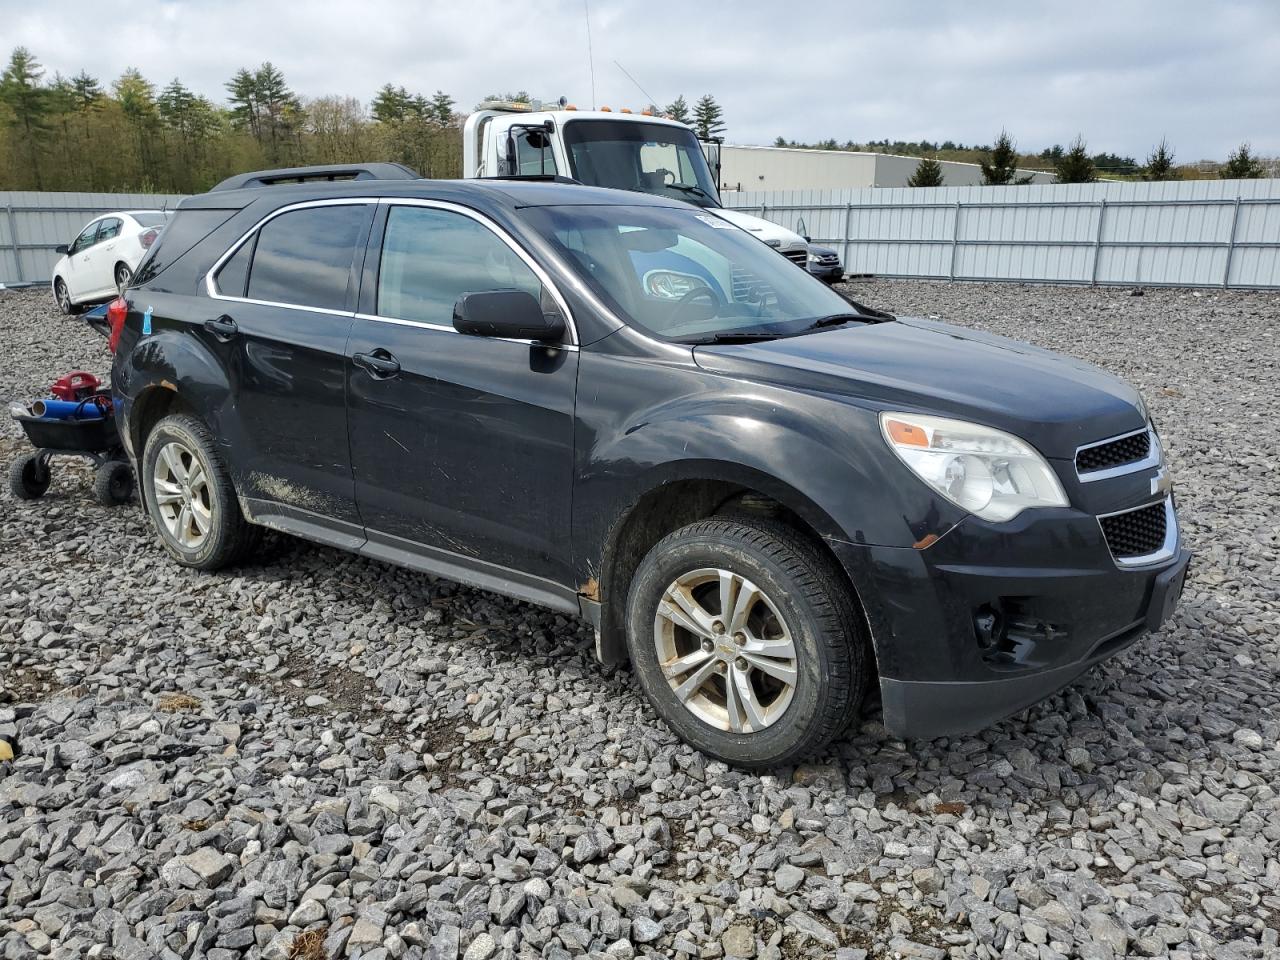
(204, 315), (238, 341)
(352, 349), (401, 379)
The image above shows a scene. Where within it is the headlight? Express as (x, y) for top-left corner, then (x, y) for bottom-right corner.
(807, 252), (822, 263)
(880, 412), (1068, 522)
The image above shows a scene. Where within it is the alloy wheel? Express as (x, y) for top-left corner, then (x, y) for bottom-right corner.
(152, 441), (212, 549)
(55, 281), (71, 313)
(115, 264), (132, 292)
(652, 567), (798, 733)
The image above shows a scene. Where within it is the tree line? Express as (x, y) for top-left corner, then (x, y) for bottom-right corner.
(0, 47), (462, 193)
(778, 128), (1272, 187)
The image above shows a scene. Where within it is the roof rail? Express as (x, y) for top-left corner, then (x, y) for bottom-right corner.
(481, 174), (584, 186)
(209, 162), (421, 192)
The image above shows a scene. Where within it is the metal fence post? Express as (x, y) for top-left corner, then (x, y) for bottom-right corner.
(1090, 199), (1107, 286)
(948, 202), (962, 280)
(1223, 196), (1242, 288)
(843, 202), (853, 271)
(4, 205), (22, 285)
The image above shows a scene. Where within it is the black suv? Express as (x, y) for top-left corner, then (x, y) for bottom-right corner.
(108, 163), (1190, 767)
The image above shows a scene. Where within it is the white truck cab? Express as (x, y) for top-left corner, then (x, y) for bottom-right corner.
(462, 102), (809, 268)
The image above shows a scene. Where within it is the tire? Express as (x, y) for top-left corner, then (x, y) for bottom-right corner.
(53, 278), (75, 315)
(114, 262), (132, 293)
(140, 414), (260, 569)
(93, 460), (135, 506)
(9, 454), (51, 500)
(625, 516), (866, 768)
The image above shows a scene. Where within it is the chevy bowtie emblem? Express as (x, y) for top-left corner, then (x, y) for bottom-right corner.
(1151, 469), (1172, 498)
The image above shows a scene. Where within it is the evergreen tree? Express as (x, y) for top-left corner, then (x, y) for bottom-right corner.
(253, 62), (302, 164)
(908, 156), (944, 187)
(0, 47), (51, 187)
(225, 68), (261, 140)
(114, 68), (161, 178)
(979, 130), (1031, 185)
(428, 90), (455, 127)
(70, 70), (102, 110)
(1220, 142), (1264, 179)
(692, 94), (724, 139)
(372, 84), (413, 123)
(665, 95), (690, 124)
(1054, 136), (1097, 183)
(1142, 138), (1177, 181)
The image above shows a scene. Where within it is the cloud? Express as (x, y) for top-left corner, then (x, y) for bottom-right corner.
(4, 0), (1277, 160)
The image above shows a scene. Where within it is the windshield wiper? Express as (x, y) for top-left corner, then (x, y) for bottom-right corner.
(801, 313), (864, 331)
(674, 331), (781, 345)
(665, 182), (715, 202)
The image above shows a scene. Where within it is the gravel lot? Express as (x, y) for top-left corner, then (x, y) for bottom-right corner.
(2, 280), (1278, 960)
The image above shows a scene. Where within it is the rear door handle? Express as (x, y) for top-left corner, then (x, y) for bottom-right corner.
(352, 349), (401, 379)
(204, 315), (238, 341)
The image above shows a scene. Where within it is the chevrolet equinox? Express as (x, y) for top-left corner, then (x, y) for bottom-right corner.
(107, 163), (1191, 767)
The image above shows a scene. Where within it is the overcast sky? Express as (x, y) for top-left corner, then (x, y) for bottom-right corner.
(5, 0), (1277, 161)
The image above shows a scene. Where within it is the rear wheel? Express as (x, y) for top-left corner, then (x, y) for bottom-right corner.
(626, 516), (866, 768)
(114, 262), (132, 293)
(141, 414), (259, 569)
(9, 454), (51, 500)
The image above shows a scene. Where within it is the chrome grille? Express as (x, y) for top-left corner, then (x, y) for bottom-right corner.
(783, 250), (807, 267)
(1099, 499), (1168, 561)
(1076, 428), (1156, 480)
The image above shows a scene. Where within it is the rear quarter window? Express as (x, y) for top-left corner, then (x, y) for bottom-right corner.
(132, 207), (240, 285)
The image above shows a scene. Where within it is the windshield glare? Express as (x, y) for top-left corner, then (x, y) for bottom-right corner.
(563, 120), (721, 208)
(522, 204), (862, 341)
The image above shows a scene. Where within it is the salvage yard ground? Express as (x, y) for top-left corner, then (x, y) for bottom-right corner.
(2, 280), (1278, 959)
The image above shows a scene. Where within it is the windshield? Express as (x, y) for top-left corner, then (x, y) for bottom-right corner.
(562, 119), (721, 208)
(522, 204), (871, 342)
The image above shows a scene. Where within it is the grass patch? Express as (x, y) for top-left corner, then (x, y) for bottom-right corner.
(156, 692), (202, 712)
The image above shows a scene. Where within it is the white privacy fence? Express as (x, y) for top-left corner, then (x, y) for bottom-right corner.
(725, 178), (1280, 289)
(1, 191), (188, 288)
(5, 182), (1280, 290)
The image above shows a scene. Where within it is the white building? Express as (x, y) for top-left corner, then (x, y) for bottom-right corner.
(719, 144), (1056, 192)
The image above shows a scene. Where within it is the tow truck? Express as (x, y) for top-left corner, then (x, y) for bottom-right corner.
(462, 99), (810, 268)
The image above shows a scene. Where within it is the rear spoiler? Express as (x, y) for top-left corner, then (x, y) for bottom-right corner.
(209, 162), (421, 192)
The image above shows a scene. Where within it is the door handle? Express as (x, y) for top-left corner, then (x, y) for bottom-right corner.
(204, 315), (238, 341)
(352, 349), (401, 379)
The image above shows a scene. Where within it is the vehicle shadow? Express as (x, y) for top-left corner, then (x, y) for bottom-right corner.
(235, 529), (1235, 812)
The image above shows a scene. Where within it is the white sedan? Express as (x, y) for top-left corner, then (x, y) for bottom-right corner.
(51, 210), (173, 314)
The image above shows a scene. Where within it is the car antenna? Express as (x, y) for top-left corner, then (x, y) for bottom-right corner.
(614, 60), (659, 111)
(584, 0), (597, 110)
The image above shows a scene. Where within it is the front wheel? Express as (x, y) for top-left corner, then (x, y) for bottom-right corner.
(141, 414), (259, 569)
(54, 278), (75, 315)
(626, 516), (866, 768)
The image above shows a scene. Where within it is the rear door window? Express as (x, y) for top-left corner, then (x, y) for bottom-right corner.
(376, 205), (544, 325)
(246, 204), (370, 311)
(97, 218), (123, 242)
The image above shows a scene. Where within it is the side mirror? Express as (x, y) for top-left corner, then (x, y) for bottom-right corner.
(453, 290), (566, 343)
(55, 244), (69, 255)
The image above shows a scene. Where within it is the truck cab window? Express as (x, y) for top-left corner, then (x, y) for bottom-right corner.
(514, 129), (557, 176)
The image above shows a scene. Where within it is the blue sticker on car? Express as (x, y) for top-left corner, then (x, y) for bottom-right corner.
(142, 305), (152, 335)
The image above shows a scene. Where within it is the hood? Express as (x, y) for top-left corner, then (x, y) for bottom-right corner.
(709, 208), (807, 250)
(692, 316), (1145, 458)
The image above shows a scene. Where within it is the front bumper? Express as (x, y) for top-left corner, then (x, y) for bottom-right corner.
(808, 262), (843, 282)
(831, 506), (1191, 739)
